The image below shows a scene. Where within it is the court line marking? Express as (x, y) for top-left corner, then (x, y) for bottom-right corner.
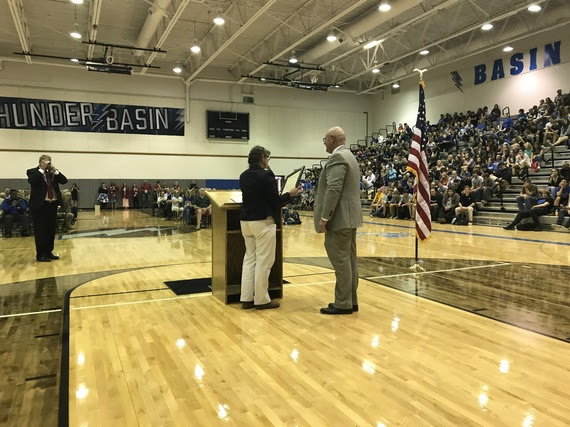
(0, 309), (61, 319)
(364, 262), (511, 280)
(71, 291), (210, 311)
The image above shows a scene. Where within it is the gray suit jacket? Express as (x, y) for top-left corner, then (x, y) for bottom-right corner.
(314, 145), (363, 233)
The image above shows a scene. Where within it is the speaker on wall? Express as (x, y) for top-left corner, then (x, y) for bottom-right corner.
(242, 96), (254, 104)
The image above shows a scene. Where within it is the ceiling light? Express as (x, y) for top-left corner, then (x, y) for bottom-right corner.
(503, 46), (513, 52)
(71, 0), (84, 4)
(69, 23), (81, 39)
(372, 68), (380, 74)
(363, 40), (380, 50)
(392, 82), (400, 89)
(527, 4), (541, 12)
(213, 15), (225, 25)
(260, 77), (266, 82)
(419, 49), (429, 55)
(334, 83), (340, 88)
(190, 40), (201, 54)
(70, 58), (79, 63)
(173, 66), (182, 74)
(327, 32), (337, 42)
(378, 1), (391, 12)
(289, 52), (298, 64)
(481, 23), (493, 31)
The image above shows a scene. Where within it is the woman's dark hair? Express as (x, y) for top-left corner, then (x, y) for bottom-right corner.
(248, 145), (270, 165)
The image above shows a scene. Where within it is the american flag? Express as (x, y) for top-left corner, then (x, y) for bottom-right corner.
(406, 83), (432, 240)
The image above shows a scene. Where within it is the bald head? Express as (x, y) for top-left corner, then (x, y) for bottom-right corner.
(323, 126), (346, 154)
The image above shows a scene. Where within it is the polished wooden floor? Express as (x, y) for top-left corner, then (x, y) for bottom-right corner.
(1, 209), (569, 426)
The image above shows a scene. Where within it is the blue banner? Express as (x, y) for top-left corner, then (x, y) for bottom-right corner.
(0, 96), (185, 135)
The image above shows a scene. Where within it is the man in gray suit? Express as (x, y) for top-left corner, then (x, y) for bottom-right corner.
(314, 126), (363, 314)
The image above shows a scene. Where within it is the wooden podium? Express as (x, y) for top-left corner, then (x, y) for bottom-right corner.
(206, 190), (283, 304)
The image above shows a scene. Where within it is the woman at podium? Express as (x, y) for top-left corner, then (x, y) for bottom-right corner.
(239, 146), (302, 310)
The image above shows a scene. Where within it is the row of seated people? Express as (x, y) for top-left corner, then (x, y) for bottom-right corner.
(354, 89), (569, 203)
(111, 186), (213, 230)
(1, 187), (77, 237)
(368, 173), (570, 230)
(369, 185), (475, 224)
(95, 180), (198, 210)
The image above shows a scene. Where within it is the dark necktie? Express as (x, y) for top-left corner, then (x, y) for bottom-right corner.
(46, 172), (55, 199)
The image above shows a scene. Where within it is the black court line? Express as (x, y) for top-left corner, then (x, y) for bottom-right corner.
(471, 308), (488, 312)
(26, 374), (57, 382)
(35, 333), (60, 338)
(42, 306), (62, 311)
(70, 287), (168, 299)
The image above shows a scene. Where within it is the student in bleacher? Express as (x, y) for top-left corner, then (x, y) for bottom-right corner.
(504, 189), (554, 231)
(455, 186), (476, 225)
(438, 188), (459, 224)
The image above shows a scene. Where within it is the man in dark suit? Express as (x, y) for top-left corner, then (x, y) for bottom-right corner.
(27, 155), (68, 262)
(314, 127), (363, 314)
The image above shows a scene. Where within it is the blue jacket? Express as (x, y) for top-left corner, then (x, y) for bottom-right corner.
(1, 196), (28, 216)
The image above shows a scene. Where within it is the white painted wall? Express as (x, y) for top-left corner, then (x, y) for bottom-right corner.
(0, 62), (373, 180)
(372, 31), (570, 131)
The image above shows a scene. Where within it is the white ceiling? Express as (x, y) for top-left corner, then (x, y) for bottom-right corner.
(0, 0), (568, 93)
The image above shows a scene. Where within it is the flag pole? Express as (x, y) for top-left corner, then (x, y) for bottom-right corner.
(409, 68), (428, 273)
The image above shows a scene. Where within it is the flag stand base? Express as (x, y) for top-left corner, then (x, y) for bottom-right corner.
(409, 263), (426, 272)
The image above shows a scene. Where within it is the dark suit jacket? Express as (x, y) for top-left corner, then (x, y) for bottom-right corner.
(240, 164), (291, 223)
(27, 167), (68, 210)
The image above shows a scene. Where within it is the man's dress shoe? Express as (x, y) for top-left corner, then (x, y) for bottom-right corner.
(328, 303), (358, 312)
(36, 256), (51, 262)
(320, 306), (353, 315)
(47, 253), (60, 260)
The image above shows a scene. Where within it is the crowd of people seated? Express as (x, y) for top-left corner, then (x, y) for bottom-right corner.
(95, 180), (213, 229)
(349, 88), (570, 230)
(1, 184), (78, 237)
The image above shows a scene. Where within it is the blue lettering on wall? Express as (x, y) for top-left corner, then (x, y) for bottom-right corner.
(474, 64), (487, 85)
(473, 40), (561, 85)
(544, 41), (561, 67)
(510, 53), (524, 75)
(529, 47), (538, 70)
(491, 59), (505, 81)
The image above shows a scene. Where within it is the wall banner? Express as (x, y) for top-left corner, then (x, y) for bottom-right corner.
(0, 96), (185, 136)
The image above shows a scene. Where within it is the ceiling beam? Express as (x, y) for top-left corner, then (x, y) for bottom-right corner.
(185, 0), (278, 84)
(321, 0), (458, 70)
(233, 0), (370, 83)
(6, 0), (32, 64)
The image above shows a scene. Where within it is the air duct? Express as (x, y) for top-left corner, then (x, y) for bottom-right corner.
(133, 0), (172, 56)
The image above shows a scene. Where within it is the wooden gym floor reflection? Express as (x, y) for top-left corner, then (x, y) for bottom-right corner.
(0, 209), (569, 426)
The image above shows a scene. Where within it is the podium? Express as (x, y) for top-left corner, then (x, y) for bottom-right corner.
(206, 190), (283, 304)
